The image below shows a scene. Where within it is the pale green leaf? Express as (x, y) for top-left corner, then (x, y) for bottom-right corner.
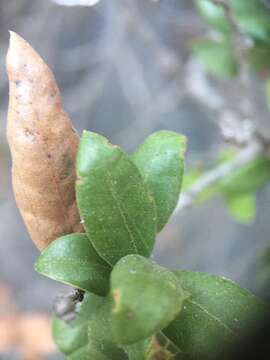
(224, 192), (256, 224)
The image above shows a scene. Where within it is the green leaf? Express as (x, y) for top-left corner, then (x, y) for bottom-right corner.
(192, 39), (238, 79)
(87, 297), (127, 359)
(229, 0), (270, 43)
(110, 254), (188, 345)
(53, 293), (125, 359)
(52, 293), (104, 355)
(73, 292), (104, 326)
(195, 1), (230, 34)
(229, 0), (267, 14)
(66, 345), (109, 360)
(248, 43), (270, 72)
(164, 271), (270, 359)
(35, 234), (111, 295)
(124, 332), (184, 360)
(132, 131), (186, 232)
(52, 317), (88, 355)
(76, 131), (157, 266)
(224, 192), (256, 224)
(220, 157), (270, 194)
(236, 15), (270, 43)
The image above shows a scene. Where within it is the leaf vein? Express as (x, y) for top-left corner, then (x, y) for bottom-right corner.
(188, 299), (238, 336)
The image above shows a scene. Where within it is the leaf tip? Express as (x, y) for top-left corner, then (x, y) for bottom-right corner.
(7, 31), (29, 72)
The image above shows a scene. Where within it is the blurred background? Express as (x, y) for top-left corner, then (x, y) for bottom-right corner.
(1, 0), (270, 358)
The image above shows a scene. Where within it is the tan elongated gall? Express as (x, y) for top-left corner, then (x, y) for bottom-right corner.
(6, 32), (83, 250)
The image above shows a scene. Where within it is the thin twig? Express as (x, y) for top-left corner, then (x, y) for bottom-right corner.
(175, 141), (264, 213)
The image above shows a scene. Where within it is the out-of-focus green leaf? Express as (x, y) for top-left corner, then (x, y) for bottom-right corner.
(76, 131), (157, 266)
(110, 255), (188, 345)
(182, 168), (220, 205)
(229, 1), (270, 43)
(248, 43), (270, 71)
(220, 157), (270, 194)
(192, 39), (238, 79)
(53, 294), (126, 359)
(132, 131), (186, 232)
(164, 270), (270, 360)
(229, 0), (267, 14)
(52, 293), (104, 355)
(182, 151), (269, 224)
(182, 168), (202, 191)
(224, 192), (256, 224)
(195, 1), (230, 34)
(35, 234), (111, 295)
(236, 15), (270, 43)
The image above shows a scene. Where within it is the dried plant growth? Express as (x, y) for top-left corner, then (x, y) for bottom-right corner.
(6, 32), (83, 251)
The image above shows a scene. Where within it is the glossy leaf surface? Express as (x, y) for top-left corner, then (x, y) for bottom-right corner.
(76, 131), (157, 266)
(35, 234), (111, 295)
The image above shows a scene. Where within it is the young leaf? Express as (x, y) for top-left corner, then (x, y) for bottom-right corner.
(35, 234), (111, 295)
(192, 39), (238, 79)
(76, 131), (157, 266)
(164, 271), (270, 359)
(132, 131), (186, 232)
(110, 255), (188, 345)
(224, 192), (256, 225)
(6, 32), (83, 251)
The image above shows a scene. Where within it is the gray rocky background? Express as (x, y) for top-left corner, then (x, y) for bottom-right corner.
(0, 0), (270, 358)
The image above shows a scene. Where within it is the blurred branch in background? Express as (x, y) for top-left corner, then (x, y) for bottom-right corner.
(176, 140), (264, 212)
